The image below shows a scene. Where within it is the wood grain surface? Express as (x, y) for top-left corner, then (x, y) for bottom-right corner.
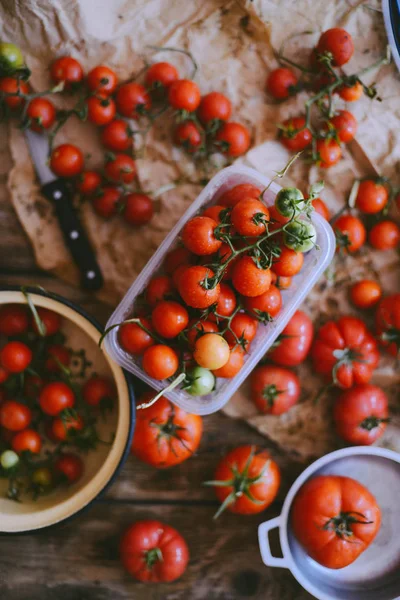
(0, 200), (312, 599)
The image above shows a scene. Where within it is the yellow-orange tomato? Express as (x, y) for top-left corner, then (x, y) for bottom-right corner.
(193, 334), (230, 370)
(350, 280), (382, 309)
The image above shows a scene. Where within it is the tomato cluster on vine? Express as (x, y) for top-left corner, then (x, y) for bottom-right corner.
(0, 299), (116, 500)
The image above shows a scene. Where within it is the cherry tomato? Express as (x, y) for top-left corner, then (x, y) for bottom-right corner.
(45, 344), (71, 373)
(87, 93), (116, 125)
(244, 285), (282, 322)
(0, 341), (32, 373)
(0, 304), (28, 335)
(168, 79), (201, 112)
(50, 57), (83, 89)
(274, 187), (304, 218)
(101, 119), (133, 152)
(279, 117), (312, 152)
(292, 475), (380, 569)
(77, 171), (102, 196)
(26, 98), (56, 132)
(0, 42), (24, 72)
(82, 376), (115, 408)
(268, 310), (313, 366)
(356, 179), (388, 214)
(54, 453), (84, 483)
(152, 301), (189, 339)
(225, 313), (258, 347)
(0, 400), (31, 431)
(327, 110), (357, 143)
(334, 384), (388, 445)
(232, 256), (271, 297)
(273, 247), (304, 277)
(12, 429), (42, 454)
(212, 345), (244, 378)
(193, 333), (230, 370)
(92, 186), (120, 218)
(202, 205), (225, 223)
(369, 220), (400, 251)
(145, 62), (179, 89)
(375, 293), (400, 356)
(120, 520), (189, 582)
(266, 67), (297, 99)
(142, 344), (179, 380)
(316, 138), (342, 168)
(174, 121), (202, 153)
(0, 77), (29, 109)
(178, 266), (220, 309)
(182, 216), (222, 256)
(215, 122), (251, 157)
(119, 318), (154, 355)
(251, 365), (300, 415)
(115, 82), (151, 119)
(87, 65), (117, 95)
(121, 193), (153, 226)
(211, 283), (236, 321)
(132, 394), (202, 467)
(284, 220), (316, 253)
(146, 276), (174, 306)
(32, 467), (53, 489)
(312, 197), (330, 220)
(52, 414), (84, 441)
(337, 80), (363, 102)
(164, 246), (192, 275)
(311, 316), (379, 388)
(334, 214), (366, 253)
(32, 307), (62, 337)
(197, 92), (232, 125)
(0, 367), (9, 384)
(105, 153), (136, 184)
(271, 271), (292, 289)
(231, 198), (269, 237)
(187, 319), (219, 348)
(50, 144), (84, 178)
(219, 183), (261, 207)
(210, 445), (280, 516)
(316, 28), (354, 66)
(350, 280), (382, 309)
(39, 382), (75, 416)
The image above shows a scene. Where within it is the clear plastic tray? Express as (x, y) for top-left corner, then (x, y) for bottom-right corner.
(104, 165), (336, 415)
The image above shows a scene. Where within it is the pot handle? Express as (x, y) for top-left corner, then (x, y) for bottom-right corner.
(258, 516), (288, 569)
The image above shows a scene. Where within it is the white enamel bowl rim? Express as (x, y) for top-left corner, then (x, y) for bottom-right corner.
(0, 290), (134, 533)
(258, 446), (400, 600)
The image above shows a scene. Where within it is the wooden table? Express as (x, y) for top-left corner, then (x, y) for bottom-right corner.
(0, 198), (313, 599)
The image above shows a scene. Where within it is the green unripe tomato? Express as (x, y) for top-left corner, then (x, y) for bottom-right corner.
(0, 42), (24, 73)
(275, 187), (305, 218)
(184, 366), (215, 396)
(0, 450), (19, 470)
(32, 467), (53, 489)
(283, 220), (317, 253)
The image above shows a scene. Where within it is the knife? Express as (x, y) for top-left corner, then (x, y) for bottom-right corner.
(25, 129), (103, 291)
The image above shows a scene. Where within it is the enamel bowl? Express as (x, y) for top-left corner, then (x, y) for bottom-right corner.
(258, 447), (400, 600)
(0, 288), (135, 533)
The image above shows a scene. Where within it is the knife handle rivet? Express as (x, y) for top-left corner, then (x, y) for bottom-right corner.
(53, 190), (62, 200)
(87, 270), (96, 280)
(70, 230), (79, 240)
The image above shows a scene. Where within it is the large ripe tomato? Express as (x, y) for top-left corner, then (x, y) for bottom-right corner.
(119, 318), (154, 355)
(101, 119), (133, 152)
(272, 247), (304, 277)
(334, 384), (388, 445)
(122, 193), (153, 226)
(105, 153), (136, 184)
(208, 445), (280, 517)
(215, 122), (251, 157)
(219, 183), (261, 207)
(244, 285), (282, 322)
(168, 79), (201, 112)
(369, 220), (400, 251)
(120, 520), (189, 582)
(182, 216), (222, 256)
(266, 67), (297, 100)
(268, 310), (313, 366)
(350, 279), (382, 309)
(92, 186), (120, 219)
(12, 428), (42, 454)
(251, 365), (300, 415)
(291, 475), (381, 569)
(115, 82), (151, 119)
(311, 316), (379, 388)
(50, 144), (84, 178)
(355, 179), (388, 214)
(231, 198), (269, 237)
(334, 214), (366, 254)
(232, 256), (271, 297)
(197, 92), (232, 125)
(0, 400), (31, 431)
(50, 56), (83, 88)
(87, 65), (117, 95)
(0, 304), (28, 336)
(87, 93), (116, 126)
(326, 110), (357, 143)
(142, 344), (179, 380)
(0, 341), (32, 373)
(27, 98), (56, 132)
(0, 77), (29, 109)
(178, 266), (220, 309)
(376, 293), (400, 356)
(279, 116), (312, 152)
(316, 28), (354, 66)
(39, 382), (75, 416)
(152, 301), (189, 339)
(316, 138), (342, 168)
(145, 62), (179, 89)
(131, 394), (202, 467)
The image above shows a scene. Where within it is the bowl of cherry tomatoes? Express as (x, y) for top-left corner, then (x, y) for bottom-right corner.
(258, 446), (400, 600)
(0, 287), (134, 533)
(103, 165), (336, 415)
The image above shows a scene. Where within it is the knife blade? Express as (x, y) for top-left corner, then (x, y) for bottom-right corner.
(25, 129), (103, 291)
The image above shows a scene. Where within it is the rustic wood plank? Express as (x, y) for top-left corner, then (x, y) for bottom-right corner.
(0, 182), (36, 271)
(0, 502), (312, 600)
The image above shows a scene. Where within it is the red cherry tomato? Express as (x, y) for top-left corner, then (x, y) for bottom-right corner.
(50, 56), (83, 89)
(312, 197), (330, 220)
(45, 344), (71, 373)
(356, 180), (388, 214)
(225, 313), (258, 347)
(266, 68), (297, 99)
(12, 429), (42, 454)
(316, 138), (342, 168)
(0, 341), (32, 373)
(375, 294), (400, 356)
(271, 271), (292, 290)
(350, 280), (382, 309)
(82, 376), (115, 408)
(231, 198), (269, 237)
(316, 28), (354, 66)
(232, 256), (271, 297)
(145, 62), (179, 89)
(101, 119), (133, 152)
(121, 193), (153, 226)
(26, 98), (56, 132)
(174, 121), (202, 153)
(142, 345), (179, 380)
(202, 205), (225, 223)
(87, 65), (117, 95)
(273, 247), (304, 277)
(50, 144), (84, 178)
(244, 285), (282, 321)
(215, 122), (251, 157)
(0, 77), (29, 109)
(182, 216), (222, 256)
(0, 304), (29, 336)
(168, 79), (201, 112)
(119, 318), (154, 355)
(0, 367), (9, 384)
(32, 307), (62, 336)
(212, 345), (244, 378)
(251, 365), (300, 415)
(54, 453), (84, 483)
(164, 246), (193, 275)
(197, 92), (232, 125)
(334, 384), (388, 445)
(92, 186), (120, 219)
(187, 319), (219, 348)
(178, 266), (220, 309)
(268, 310), (313, 366)
(115, 82), (151, 119)
(210, 283), (236, 321)
(77, 171), (102, 196)
(369, 220), (400, 251)
(279, 116), (312, 152)
(326, 110), (357, 143)
(152, 301), (189, 339)
(219, 184), (261, 207)
(52, 414), (84, 442)
(334, 214), (366, 253)
(0, 400), (31, 431)
(87, 93), (116, 125)
(120, 520), (189, 582)
(39, 382), (75, 416)
(146, 276), (174, 306)
(105, 153), (136, 184)
(337, 81), (363, 102)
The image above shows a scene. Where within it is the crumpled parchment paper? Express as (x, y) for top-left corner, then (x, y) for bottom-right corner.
(1, 0), (399, 460)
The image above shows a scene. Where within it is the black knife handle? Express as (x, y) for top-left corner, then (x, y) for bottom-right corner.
(42, 179), (104, 291)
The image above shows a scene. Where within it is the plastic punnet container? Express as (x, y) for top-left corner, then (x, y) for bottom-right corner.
(104, 165), (336, 415)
